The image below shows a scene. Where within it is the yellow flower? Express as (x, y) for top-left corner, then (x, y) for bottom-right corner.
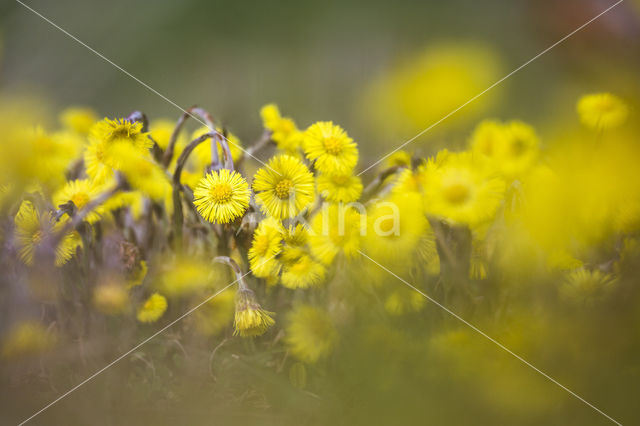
(191, 287), (235, 336)
(285, 305), (337, 363)
(253, 155), (315, 219)
(2, 321), (56, 359)
(577, 93), (628, 130)
(561, 268), (616, 305)
(14, 200), (81, 267)
(53, 179), (104, 224)
(59, 106), (97, 135)
(193, 169), (250, 224)
(385, 150), (413, 168)
(248, 217), (284, 278)
(93, 280), (129, 315)
(362, 193), (427, 263)
(89, 117), (151, 150)
(157, 256), (216, 297)
(309, 204), (363, 264)
(384, 288), (426, 315)
(127, 260), (148, 287)
(260, 103), (304, 155)
(233, 288), (275, 337)
(111, 143), (171, 201)
(316, 172), (363, 203)
(422, 150), (505, 226)
(470, 120), (539, 180)
(137, 293), (168, 323)
(149, 118), (181, 151)
(85, 118), (152, 184)
(281, 252), (326, 289)
(303, 122), (358, 175)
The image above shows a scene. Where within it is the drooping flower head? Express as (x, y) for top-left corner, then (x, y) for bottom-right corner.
(193, 169), (250, 224)
(252, 155), (315, 219)
(233, 287), (275, 337)
(577, 93), (628, 130)
(303, 122), (358, 175)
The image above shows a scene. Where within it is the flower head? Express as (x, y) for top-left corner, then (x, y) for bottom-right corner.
(137, 293), (168, 323)
(60, 107), (97, 135)
(14, 200), (80, 267)
(253, 155), (315, 219)
(260, 104), (303, 155)
(285, 305), (337, 363)
(422, 150), (505, 226)
(310, 204), (363, 264)
(53, 179), (104, 223)
(281, 252), (326, 289)
(233, 288), (275, 337)
(194, 169), (250, 224)
(248, 217), (284, 278)
(90, 118), (151, 150)
(577, 93), (628, 130)
(317, 172), (363, 203)
(303, 122), (358, 175)
(2, 321), (56, 359)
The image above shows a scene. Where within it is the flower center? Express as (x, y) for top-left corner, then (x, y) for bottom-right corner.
(443, 182), (471, 205)
(323, 137), (343, 155)
(378, 217), (396, 234)
(32, 230), (43, 244)
(109, 124), (133, 140)
(210, 183), (233, 203)
(71, 193), (90, 209)
(275, 179), (294, 199)
(332, 174), (348, 185)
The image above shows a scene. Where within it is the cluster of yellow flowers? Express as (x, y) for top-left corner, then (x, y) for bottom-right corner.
(0, 90), (637, 372)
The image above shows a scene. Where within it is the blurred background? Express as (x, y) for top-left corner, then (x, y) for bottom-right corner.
(1, 0), (639, 164)
(2, 1), (640, 425)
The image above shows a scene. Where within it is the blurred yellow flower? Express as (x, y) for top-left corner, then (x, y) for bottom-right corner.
(577, 93), (628, 130)
(191, 126), (243, 167)
(285, 305), (337, 363)
(384, 288), (425, 315)
(93, 280), (129, 315)
(149, 118), (182, 152)
(303, 122), (358, 175)
(1, 321), (56, 359)
(260, 103), (304, 155)
(193, 169), (250, 224)
(281, 252), (326, 289)
(59, 106), (97, 135)
(14, 200), (80, 267)
(423, 150), (505, 226)
(253, 155), (315, 219)
(137, 293), (168, 323)
(310, 204), (363, 264)
(316, 172), (363, 203)
(362, 192), (427, 263)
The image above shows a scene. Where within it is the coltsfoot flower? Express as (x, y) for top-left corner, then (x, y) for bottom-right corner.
(1, 321), (56, 359)
(14, 200), (81, 267)
(577, 93), (628, 130)
(194, 169), (250, 224)
(137, 293), (168, 323)
(316, 172), (363, 203)
(285, 305), (337, 363)
(260, 104), (304, 155)
(53, 179), (104, 223)
(310, 204), (362, 265)
(248, 217), (284, 278)
(233, 288), (275, 337)
(303, 121), (358, 175)
(252, 155), (315, 219)
(59, 106), (97, 135)
(281, 252), (326, 289)
(422, 150), (505, 226)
